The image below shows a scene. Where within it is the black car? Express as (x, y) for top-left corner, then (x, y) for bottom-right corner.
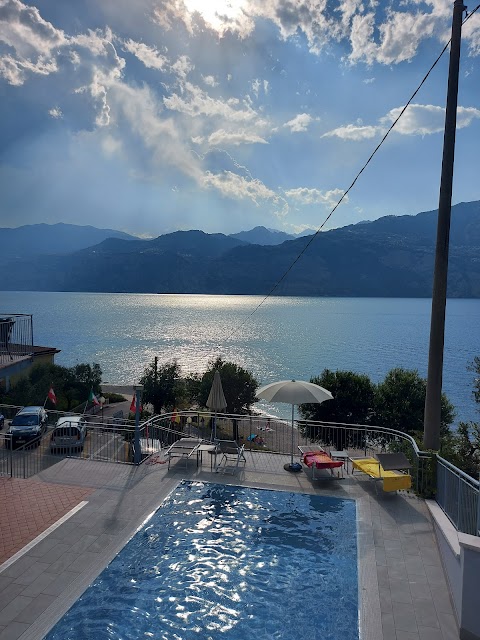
(8, 406), (48, 448)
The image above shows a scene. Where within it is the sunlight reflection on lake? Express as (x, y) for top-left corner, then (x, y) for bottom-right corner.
(2, 292), (479, 423)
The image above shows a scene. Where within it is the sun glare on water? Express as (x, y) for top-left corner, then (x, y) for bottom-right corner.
(183, 0), (248, 33)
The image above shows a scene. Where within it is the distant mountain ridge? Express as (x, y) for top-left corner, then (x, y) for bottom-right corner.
(0, 223), (136, 260)
(229, 226), (316, 245)
(1, 201), (479, 297)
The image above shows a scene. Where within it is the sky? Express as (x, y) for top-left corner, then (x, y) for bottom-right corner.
(0, 0), (479, 238)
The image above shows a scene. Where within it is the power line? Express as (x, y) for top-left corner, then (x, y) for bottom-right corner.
(224, 10), (474, 343)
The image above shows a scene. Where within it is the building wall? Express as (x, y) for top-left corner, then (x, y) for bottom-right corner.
(428, 500), (480, 640)
(0, 354), (57, 392)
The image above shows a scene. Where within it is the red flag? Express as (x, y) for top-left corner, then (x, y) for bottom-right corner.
(130, 394), (142, 413)
(47, 387), (57, 405)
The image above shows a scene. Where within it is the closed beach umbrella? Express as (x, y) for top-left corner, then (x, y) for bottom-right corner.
(256, 380), (333, 472)
(206, 370), (227, 441)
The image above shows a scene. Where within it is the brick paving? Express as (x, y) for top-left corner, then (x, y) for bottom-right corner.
(0, 478), (93, 565)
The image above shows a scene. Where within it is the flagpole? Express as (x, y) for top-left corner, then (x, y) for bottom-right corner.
(84, 387), (93, 416)
(133, 384), (143, 465)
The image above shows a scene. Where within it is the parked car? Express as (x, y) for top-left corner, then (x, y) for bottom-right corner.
(8, 406), (48, 448)
(50, 415), (87, 453)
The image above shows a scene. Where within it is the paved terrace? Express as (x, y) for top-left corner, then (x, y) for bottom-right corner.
(0, 451), (460, 640)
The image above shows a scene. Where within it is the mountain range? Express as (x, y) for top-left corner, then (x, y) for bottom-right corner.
(1, 201), (479, 297)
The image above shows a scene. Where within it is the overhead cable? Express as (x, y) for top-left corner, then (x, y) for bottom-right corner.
(224, 10), (476, 342)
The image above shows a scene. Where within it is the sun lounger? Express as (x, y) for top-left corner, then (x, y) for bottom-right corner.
(350, 455), (412, 492)
(300, 448), (344, 480)
(215, 440), (246, 475)
(166, 437), (202, 469)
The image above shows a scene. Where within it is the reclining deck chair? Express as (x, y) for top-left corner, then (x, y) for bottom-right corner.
(351, 453), (412, 492)
(300, 448), (344, 480)
(215, 440), (246, 475)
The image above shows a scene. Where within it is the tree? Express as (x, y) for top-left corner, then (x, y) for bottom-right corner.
(139, 358), (182, 414)
(468, 356), (480, 407)
(198, 357), (258, 414)
(1, 362), (103, 411)
(71, 363), (102, 399)
(374, 368), (454, 437)
(299, 369), (376, 425)
(441, 358), (480, 478)
(441, 421), (480, 477)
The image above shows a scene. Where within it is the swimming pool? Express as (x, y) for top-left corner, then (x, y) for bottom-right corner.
(45, 482), (359, 639)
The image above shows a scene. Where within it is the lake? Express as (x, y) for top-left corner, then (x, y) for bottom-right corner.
(1, 292), (479, 424)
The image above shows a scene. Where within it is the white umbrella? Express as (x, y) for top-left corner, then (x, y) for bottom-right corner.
(206, 370), (227, 441)
(256, 379), (333, 472)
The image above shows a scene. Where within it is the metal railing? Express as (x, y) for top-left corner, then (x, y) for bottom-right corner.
(0, 433), (61, 479)
(0, 314), (33, 365)
(2, 402), (479, 536)
(141, 411), (433, 493)
(436, 455), (480, 536)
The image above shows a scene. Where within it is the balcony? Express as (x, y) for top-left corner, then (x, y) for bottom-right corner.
(0, 314), (33, 368)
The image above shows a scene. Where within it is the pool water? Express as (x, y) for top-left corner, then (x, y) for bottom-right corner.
(45, 482), (359, 639)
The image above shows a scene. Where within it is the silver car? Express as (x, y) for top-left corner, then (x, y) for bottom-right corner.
(50, 416), (87, 452)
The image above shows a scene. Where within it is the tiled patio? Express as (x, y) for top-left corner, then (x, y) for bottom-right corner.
(0, 452), (461, 640)
(0, 478), (93, 565)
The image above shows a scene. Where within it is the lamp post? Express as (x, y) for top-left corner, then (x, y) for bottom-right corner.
(133, 384), (144, 465)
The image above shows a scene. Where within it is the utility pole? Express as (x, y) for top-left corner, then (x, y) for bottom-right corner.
(424, 0), (465, 450)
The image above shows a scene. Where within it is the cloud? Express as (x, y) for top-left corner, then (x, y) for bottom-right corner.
(322, 123), (379, 140)
(200, 149), (284, 208)
(207, 129), (268, 146)
(0, 53), (57, 85)
(285, 187), (348, 208)
(323, 103), (480, 141)
(0, 0), (66, 84)
(203, 170), (278, 205)
(201, 148), (252, 179)
(150, 0), (480, 65)
(284, 113), (314, 133)
(171, 54), (194, 79)
(462, 12), (480, 55)
(202, 74), (218, 87)
(123, 39), (167, 70)
(382, 103), (480, 135)
(109, 81), (203, 181)
(153, 0), (255, 38)
(164, 81), (258, 122)
(49, 106), (63, 119)
(0, 0), (66, 57)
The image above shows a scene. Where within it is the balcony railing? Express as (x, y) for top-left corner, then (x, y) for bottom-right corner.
(436, 455), (480, 536)
(0, 314), (33, 365)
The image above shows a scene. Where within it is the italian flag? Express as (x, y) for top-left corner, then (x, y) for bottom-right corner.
(89, 389), (100, 406)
